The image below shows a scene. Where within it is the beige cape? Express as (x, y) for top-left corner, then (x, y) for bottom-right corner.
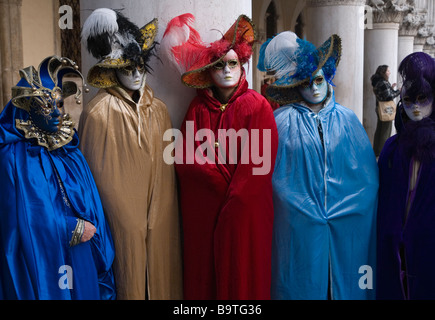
(78, 84), (183, 300)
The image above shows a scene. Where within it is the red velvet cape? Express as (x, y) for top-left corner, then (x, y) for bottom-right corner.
(175, 75), (278, 299)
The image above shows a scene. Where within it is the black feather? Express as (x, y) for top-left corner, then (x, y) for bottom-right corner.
(86, 32), (112, 60)
(115, 11), (142, 41)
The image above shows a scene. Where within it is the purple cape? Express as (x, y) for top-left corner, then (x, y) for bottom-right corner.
(377, 135), (435, 299)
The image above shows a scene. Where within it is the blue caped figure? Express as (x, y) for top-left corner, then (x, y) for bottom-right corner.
(0, 56), (116, 300)
(258, 32), (379, 300)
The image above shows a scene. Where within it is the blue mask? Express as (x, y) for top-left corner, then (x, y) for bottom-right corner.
(28, 90), (65, 133)
(298, 69), (328, 105)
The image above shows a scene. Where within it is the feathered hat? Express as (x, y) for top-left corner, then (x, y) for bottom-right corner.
(81, 8), (158, 88)
(161, 13), (256, 88)
(11, 55), (84, 112)
(257, 31), (341, 105)
(394, 52), (435, 163)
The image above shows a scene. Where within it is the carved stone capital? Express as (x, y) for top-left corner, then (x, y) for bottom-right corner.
(426, 36), (435, 46)
(368, 0), (413, 23)
(418, 23), (433, 38)
(399, 10), (426, 36)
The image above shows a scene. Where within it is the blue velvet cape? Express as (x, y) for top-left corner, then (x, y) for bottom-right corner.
(271, 90), (379, 300)
(0, 101), (116, 300)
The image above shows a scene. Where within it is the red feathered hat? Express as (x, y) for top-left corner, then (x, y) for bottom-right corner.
(162, 14), (256, 88)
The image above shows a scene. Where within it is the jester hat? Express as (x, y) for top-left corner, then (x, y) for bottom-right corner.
(11, 55), (84, 112)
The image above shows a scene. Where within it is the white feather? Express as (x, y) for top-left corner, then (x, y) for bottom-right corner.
(263, 31), (300, 79)
(161, 14), (204, 75)
(81, 8), (118, 42)
(160, 25), (191, 74)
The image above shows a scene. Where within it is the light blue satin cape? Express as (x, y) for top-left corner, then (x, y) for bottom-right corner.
(271, 90), (378, 300)
(0, 101), (116, 300)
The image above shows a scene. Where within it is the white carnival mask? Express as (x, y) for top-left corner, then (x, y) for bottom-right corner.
(210, 49), (242, 89)
(297, 69), (328, 106)
(116, 63), (146, 91)
(401, 84), (433, 122)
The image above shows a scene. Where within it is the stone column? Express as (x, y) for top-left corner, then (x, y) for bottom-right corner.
(0, 0), (23, 110)
(305, 0), (366, 122)
(363, 0), (410, 145)
(413, 0), (429, 51)
(81, 0), (252, 129)
(422, 0), (435, 56)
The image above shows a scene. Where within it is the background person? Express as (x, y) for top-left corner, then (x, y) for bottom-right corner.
(371, 64), (401, 157)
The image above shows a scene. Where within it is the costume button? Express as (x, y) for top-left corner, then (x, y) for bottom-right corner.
(214, 142), (219, 148)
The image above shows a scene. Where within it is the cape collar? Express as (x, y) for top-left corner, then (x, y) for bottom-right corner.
(106, 80), (153, 108)
(199, 71), (248, 111)
(15, 114), (75, 151)
(293, 85), (335, 115)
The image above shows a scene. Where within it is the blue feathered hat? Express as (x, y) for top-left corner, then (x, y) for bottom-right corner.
(257, 31), (341, 105)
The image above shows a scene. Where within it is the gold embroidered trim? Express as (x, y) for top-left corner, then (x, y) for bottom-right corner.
(15, 114), (75, 151)
(69, 219), (85, 247)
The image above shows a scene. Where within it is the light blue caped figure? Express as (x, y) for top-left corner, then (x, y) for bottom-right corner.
(257, 31), (379, 300)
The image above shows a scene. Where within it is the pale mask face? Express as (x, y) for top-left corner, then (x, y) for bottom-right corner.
(29, 89), (65, 133)
(401, 85), (433, 121)
(116, 63), (146, 91)
(210, 49), (241, 89)
(298, 69), (328, 105)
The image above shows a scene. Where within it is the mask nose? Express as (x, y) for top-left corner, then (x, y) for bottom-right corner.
(52, 107), (61, 118)
(311, 83), (320, 93)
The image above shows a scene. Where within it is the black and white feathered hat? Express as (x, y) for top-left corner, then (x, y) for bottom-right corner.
(81, 8), (158, 88)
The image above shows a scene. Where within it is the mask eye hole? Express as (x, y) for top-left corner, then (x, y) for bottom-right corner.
(56, 100), (64, 109)
(30, 98), (53, 116)
(227, 60), (239, 68)
(119, 66), (135, 76)
(213, 61), (225, 70)
(403, 96), (412, 104)
(300, 81), (310, 89)
(417, 95), (427, 103)
(213, 59), (239, 70)
(137, 64), (146, 73)
(314, 76), (324, 85)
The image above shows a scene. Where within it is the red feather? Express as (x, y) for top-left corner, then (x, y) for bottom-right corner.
(161, 13), (206, 74)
